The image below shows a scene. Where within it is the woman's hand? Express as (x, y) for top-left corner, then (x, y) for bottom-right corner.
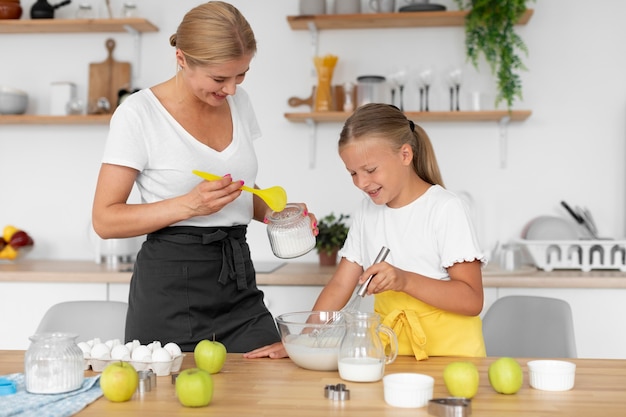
(243, 342), (288, 359)
(187, 174), (244, 217)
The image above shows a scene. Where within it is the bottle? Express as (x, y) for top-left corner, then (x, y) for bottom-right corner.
(266, 204), (316, 259)
(25, 332), (84, 394)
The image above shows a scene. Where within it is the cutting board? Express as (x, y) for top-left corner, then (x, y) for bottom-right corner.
(87, 38), (131, 114)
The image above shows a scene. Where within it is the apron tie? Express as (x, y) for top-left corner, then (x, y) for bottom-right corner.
(201, 230), (248, 290)
(383, 309), (428, 360)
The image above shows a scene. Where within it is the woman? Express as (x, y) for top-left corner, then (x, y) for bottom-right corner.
(92, 1), (316, 353)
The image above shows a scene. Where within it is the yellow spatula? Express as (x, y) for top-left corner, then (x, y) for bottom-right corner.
(192, 170), (287, 213)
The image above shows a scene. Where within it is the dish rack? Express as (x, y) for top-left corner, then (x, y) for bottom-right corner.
(519, 239), (626, 272)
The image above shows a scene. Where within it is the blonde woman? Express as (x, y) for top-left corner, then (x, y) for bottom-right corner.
(246, 104), (485, 360)
(93, 2), (316, 353)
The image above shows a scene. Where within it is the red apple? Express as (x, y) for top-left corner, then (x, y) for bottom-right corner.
(100, 361), (138, 402)
(175, 368), (213, 407)
(194, 339), (227, 374)
(9, 230), (34, 249)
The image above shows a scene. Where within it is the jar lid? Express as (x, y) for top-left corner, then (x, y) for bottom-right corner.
(0, 378), (16, 396)
(357, 75), (386, 82)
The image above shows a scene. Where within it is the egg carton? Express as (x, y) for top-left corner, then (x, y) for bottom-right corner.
(519, 239), (626, 272)
(86, 354), (185, 376)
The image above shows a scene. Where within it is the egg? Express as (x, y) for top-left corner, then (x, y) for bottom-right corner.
(77, 342), (91, 358)
(110, 344), (131, 361)
(131, 345), (152, 361)
(163, 342), (182, 357)
(90, 342), (111, 360)
(151, 347), (172, 362)
(147, 340), (162, 352)
(105, 338), (122, 349)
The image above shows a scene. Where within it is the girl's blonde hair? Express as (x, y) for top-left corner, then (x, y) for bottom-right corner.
(169, 1), (256, 67)
(338, 103), (444, 187)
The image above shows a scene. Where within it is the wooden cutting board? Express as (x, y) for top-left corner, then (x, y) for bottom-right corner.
(87, 38), (131, 114)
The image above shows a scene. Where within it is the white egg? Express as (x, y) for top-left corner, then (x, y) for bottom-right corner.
(151, 347), (172, 362)
(124, 341), (134, 353)
(163, 342), (182, 357)
(131, 345), (152, 361)
(110, 344), (131, 361)
(90, 342), (111, 360)
(146, 341), (161, 352)
(77, 342), (91, 358)
(105, 339), (122, 349)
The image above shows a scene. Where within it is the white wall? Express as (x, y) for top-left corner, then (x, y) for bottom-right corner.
(1, 0), (624, 264)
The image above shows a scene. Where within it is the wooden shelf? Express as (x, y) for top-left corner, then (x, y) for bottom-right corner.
(287, 9), (533, 30)
(0, 114), (111, 125)
(284, 110), (532, 123)
(0, 18), (158, 34)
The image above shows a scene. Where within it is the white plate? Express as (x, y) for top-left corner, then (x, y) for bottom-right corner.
(522, 216), (579, 240)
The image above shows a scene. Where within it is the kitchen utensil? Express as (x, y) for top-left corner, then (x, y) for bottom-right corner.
(30, 0), (70, 19)
(275, 311), (346, 371)
(337, 311), (398, 382)
(0, 0), (22, 19)
(266, 203), (316, 259)
(527, 360), (576, 391)
(88, 38), (131, 115)
(314, 246), (390, 346)
(428, 398), (471, 417)
(192, 170), (287, 213)
(560, 201), (599, 239)
(0, 85), (28, 114)
(384, 373), (434, 408)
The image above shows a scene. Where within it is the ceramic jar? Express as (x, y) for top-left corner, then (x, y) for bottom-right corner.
(0, 0), (23, 19)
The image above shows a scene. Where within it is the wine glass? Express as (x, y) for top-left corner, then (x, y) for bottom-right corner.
(446, 67), (463, 111)
(416, 67), (433, 112)
(394, 68), (408, 112)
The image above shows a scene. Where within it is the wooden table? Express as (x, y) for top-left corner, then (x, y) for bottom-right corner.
(1, 351), (625, 416)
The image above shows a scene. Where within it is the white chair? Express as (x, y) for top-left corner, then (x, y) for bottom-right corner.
(482, 295), (577, 358)
(36, 300), (128, 342)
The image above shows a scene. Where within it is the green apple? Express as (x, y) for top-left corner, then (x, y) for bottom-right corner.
(488, 357), (523, 394)
(443, 361), (480, 399)
(194, 338), (227, 374)
(175, 368), (213, 407)
(100, 361), (139, 402)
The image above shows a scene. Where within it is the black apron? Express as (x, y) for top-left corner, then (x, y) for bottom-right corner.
(125, 225), (280, 353)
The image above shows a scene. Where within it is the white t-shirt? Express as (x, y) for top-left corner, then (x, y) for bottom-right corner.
(101, 87), (262, 227)
(339, 185), (486, 280)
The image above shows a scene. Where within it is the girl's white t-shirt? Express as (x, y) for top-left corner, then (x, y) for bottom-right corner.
(339, 185), (486, 279)
(101, 87), (262, 227)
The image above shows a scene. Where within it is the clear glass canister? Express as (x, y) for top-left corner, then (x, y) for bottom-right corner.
(25, 332), (85, 394)
(356, 75), (387, 106)
(266, 204), (315, 259)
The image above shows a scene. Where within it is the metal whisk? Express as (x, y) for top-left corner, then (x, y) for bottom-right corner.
(313, 246), (390, 346)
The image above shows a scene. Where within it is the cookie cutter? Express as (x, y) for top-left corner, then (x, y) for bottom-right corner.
(428, 397), (471, 417)
(137, 370), (154, 394)
(324, 383), (350, 401)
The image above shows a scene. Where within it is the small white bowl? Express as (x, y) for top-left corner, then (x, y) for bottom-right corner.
(383, 373), (434, 408)
(0, 86), (28, 115)
(527, 360), (576, 391)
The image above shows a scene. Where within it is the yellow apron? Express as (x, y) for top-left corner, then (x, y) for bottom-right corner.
(376, 290), (486, 360)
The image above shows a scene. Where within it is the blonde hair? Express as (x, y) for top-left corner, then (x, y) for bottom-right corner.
(169, 1), (256, 67)
(338, 103), (444, 187)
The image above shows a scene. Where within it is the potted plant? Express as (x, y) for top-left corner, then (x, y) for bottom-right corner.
(315, 213), (350, 266)
(454, 0), (533, 110)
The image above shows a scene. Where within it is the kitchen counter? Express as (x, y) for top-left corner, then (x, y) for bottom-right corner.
(2, 259), (626, 288)
(1, 351), (625, 416)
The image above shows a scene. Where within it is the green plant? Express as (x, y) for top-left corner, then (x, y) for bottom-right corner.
(454, 0), (533, 110)
(315, 213), (350, 256)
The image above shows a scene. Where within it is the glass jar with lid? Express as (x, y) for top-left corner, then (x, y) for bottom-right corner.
(266, 204), (315, 259)
(120, 2), (138, 18)
(24, 332), (84, 394)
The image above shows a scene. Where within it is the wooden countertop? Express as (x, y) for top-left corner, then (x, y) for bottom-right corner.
(2, 260), (626, 288)
(1, 351), (625, 416)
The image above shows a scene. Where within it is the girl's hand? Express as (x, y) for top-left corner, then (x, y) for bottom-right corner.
(243, 342), (288, 359)
(358, 262), (407, 295)
(188, 174), (244, 217)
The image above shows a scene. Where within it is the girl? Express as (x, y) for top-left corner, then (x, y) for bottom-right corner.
(246, 103), (485, 359)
